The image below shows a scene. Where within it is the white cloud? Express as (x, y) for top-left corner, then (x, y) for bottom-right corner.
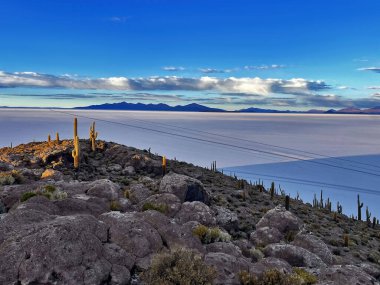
(0, 70), (329, 95)
(357, 67), (380, 73)
(162, 66), (186, 71)
(244, 64), (286, 70)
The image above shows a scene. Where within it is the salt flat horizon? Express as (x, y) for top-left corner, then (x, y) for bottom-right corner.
(1, 108), (380, 217)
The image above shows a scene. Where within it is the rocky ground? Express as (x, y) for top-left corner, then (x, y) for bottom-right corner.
(0, 139), (379, 285)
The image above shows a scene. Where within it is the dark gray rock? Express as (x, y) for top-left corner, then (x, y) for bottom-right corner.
(317, 265), (379, 285)
(256, 205), (302, 234)
(213, 206), (239, 231)
(206, 242), (243, 258)
(263, 243), (326, 268)
(175, 201), (216, 226)
(249, 257), (293, 276)
(159, 173), (209, 204)
(138, 193), (181, 217)
(86, 179), (120, 201)
(292, 232), (333, 265)
(250, 226), (283, 247)
(128, 183), (153, 204)
(99, 212), (163, 258)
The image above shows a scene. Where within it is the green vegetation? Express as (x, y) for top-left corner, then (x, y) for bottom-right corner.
(20, 191), (37, 202)
(193, 224), (231, 244)
(239, 268), (317, 285)
(142, 248), (216, 285)
(142, 202), (168, 214)
(0, 170), (24, 186)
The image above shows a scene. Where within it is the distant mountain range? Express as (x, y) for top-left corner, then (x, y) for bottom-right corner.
(3, 101), (380, 114)
(74, 101), (380, 114)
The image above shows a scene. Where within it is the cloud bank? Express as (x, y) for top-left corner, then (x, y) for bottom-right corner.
(0, 71), (329, 96)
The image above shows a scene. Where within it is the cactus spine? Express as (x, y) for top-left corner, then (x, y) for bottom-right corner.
(162, 156), (166, 176)
(55, 132), (60, 144)
(72, 136), (80, 169)
(89, 122), (98, 151)
(357, 194), (363, 220)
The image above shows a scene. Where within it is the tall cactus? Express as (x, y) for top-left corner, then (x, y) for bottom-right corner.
(55, 132), (60, 144)
(72, 136), (80, 169)
(285, 195), (290, 211)
(366, 206), (371, 226)
(47, 134), (51, 145)
(74, 117), (78, 139)
(162, 156), (167, 176)
(337, 202), (343, 214)
(357, 194), (363, 220)
(89, 122), (98, 151)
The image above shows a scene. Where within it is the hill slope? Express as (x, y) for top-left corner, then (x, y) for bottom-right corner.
(0, 140), (379, 284)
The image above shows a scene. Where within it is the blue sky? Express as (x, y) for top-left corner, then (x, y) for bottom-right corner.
(1, 0), (380, 110)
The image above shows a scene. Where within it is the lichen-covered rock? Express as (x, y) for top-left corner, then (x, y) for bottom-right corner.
(99, 211), (163, 258)
(41, 169), (63, 181)
(212, 206), (239, 231)
(256, 205), (302, 234)
(128, 183), (152, 204)
(159, 173), (209, 204)
(292, 232), (333, 265)
(204, 252), (252, 284)
(250, 226), (283, 247)
(54, 196), (109, 216)
(263, 243), (326, 268)
(86, 179), (120, 201)
(175, 201), (216, 226)
(317, 265), (379, 285)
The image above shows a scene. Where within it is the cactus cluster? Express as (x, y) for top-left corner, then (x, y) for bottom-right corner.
(211, 161), (217, 172)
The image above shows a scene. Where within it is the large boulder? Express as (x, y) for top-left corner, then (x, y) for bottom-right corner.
(250, 226), (283, 247)
(206, 242), (243, 258)
(256, 205), (302, 234)
(159, 173), (209, 204)
(204, 252), (252, 284)
(249, 257), (293, 276)
(292, 232), (333, 265)
(128, 183), (153, 204)
(99, 211), (163, 258)
(317, 265), (379, 285)
(263, 244), (326, 268)
(0, 211), (123, 285)
(175, 201), (216, 226)
(212, 206), (238, 231)
(86, 179), (120, 201)
(138, 193), (181, 217)
(54, 195), (109, 216)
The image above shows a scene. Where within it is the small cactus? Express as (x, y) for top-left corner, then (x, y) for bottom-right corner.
(72, 136), (80, 169)
(162, 156), (167, 176)
(325, 198), (332, 212)
(74, 117), (78, 139)
(89, 121), (98, 152)
(372, 217), (377, 229)
(366, 206), (372, 226)
(47, 134), (51, 145)
(55, 132), (60, 144)
(313, 193), (319, 208)
(320, 190), (324, 209)
(285, 195), (290, 211)
(337, 202), (343, 214)
(357, 194), (363, 221)
(270, 182), (275, 200)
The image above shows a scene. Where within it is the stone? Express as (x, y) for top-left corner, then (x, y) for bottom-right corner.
(250, 226), (283, 247)
(206, 242), (243, 258)
(138, 193), (181, 217)
(249, 257), (293, 276)
(292, 232), (333, 265)
(159, 173), (209, 204)
(263, 243), (326, 268)
(86, 179), (120, 201)
(128, 183), (152, 204)
(317, 265), (379, 285)
(41, 169), (63, 181)
(256, 205), (302, 234)
(213, 206), (238, 231)
(175, 201), (216, 226)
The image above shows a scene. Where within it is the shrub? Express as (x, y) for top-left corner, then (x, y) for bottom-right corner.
(239, 268), (317, 285)
(110, 200), (121, 211)
(44, 185), (56, 193)
(193, 224), (231, 244)
(142, 248), (216, 285)
(20, 192), (37, 202)
(142, 202), (168, 214)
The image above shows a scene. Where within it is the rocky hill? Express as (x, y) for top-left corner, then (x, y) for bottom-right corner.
(0, 139), (379, 285)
